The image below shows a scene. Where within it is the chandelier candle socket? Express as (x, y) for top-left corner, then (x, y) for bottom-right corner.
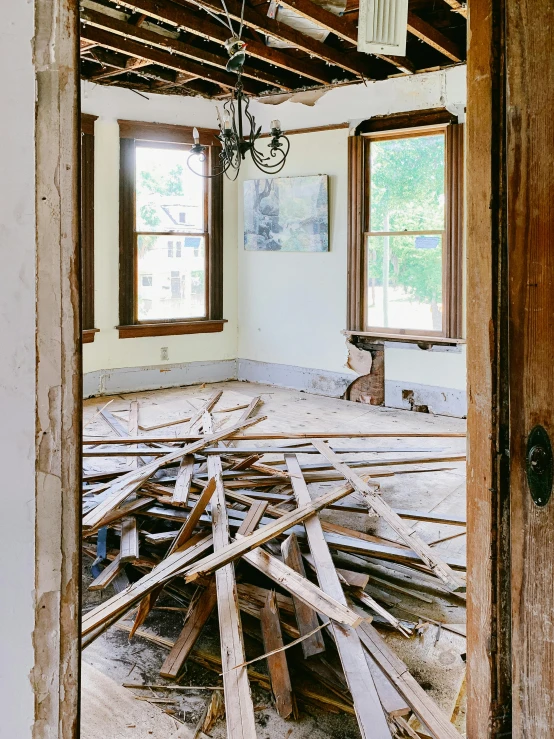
(188, 80), (291, 180)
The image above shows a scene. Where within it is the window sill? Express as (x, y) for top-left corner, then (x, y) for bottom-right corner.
(82, 328), (100, 344)
(117, 319), (227, 339)
(344, 330), (466, 347)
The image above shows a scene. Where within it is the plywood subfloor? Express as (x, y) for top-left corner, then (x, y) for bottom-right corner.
(82, 380), (467, 737)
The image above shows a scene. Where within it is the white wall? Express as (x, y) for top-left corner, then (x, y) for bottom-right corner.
(1, 2), (36, 735)
(238, 127), (352, 376)
(237, 66), (467, 404)
(81, 83), (238, 375)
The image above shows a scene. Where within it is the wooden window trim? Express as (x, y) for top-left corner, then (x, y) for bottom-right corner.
(118, 121), (224, 338)
(81, 113), (98, 341)
(347, 110), (464, 342)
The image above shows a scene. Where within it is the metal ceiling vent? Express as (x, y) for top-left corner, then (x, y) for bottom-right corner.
(357, 0), (409, 56)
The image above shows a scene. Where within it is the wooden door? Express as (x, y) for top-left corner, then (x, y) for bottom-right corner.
(467, 0), (554, 736)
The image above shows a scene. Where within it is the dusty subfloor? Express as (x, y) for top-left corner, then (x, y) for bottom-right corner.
(82, 380), (467, 738)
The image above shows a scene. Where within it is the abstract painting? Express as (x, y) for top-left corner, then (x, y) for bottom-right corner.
(244, 175), (329, 252)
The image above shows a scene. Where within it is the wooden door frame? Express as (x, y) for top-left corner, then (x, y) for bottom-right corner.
(33, 0), (81, 737)
(33, 0), (546, 735)
(466, 0), (513, 736)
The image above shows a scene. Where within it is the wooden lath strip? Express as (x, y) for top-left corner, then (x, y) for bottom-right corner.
(285, 455), (392, 739)
(311, 440), (466, 592)
(182, 476), (375, 581)
(204, 411), (257, 739)
(82, 414), (265, 529)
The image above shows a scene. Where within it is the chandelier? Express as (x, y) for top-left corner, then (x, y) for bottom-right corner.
(187, 3), (290, 179)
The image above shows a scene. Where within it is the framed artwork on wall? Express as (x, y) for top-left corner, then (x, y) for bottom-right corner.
(244, 175), (329, 252)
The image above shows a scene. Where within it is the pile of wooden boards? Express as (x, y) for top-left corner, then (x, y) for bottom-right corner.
(82, 391), (467, 739)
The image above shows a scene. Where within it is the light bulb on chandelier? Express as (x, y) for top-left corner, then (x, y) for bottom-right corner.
(187, 2), (291, 180)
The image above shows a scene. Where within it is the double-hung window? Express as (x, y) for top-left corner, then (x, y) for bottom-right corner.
(348, 110), (464, 340)
(118, 120), (224, 338)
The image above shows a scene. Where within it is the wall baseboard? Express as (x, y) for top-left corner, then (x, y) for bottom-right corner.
(83, 359), (237, 398)
(83, 359), (467, 418)
(385, 379), (467, 418)
(237, 358), (354, 398)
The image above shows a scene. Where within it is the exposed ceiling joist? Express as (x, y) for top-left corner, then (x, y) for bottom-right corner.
(406, 11), (462, 62)
(81, 7), (293, 91)
(172, 0), (375, 78)
(112, 0), (338, 85)
(442, 0), (467, 18)
(80, 23), (264, 93)
(90, 58), (151, 81)
(275, 0), (415, 73)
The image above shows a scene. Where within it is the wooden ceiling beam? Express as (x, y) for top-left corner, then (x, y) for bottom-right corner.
(90, 57), (150, 81)
(406, 11), (463, 62)
(80, 23), (265, 93)
(172, 0), (373, 78)
(112, 0), (337, 85)
(442, 0), (467, 18)
(275, 0), (415, 74)
(81, 6), (294, 91)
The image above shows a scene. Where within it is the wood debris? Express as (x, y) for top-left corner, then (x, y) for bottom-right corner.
(82, 391), (467, 739)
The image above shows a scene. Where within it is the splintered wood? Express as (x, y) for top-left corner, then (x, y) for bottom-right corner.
(82, 390), (467, 739)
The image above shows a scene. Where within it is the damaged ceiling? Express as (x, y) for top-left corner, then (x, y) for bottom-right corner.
(79, 0), (467, 99)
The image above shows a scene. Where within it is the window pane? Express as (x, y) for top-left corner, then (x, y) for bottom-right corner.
(136, 146), (204, 233)
(366, 234), (443, 332)
(369, 134), (445, 232)
(137, 235), (206, 321)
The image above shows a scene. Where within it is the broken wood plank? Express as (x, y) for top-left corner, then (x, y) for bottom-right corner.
(183, 476), (375, 582)
(82, 533), (213, 636)
(241, 545), (363, 628)
(311, 440), (466, 593)
(205, 412), (257, 739)
(356, 620), (462, 739)
(188, 390), (223, 431)
(260, 590), (294, 719)
(236, 500), (268, 536)
(159, 580), (218, 679)
(173, 454), (194, 506)
(352, 589), (412, 637)
(281, 534), (325, 658)
(120, 517), (139, 562)
(83, 431), (466, 444)
(138, 402), (251, 431)
(285, 454), (392, 739)
(82, 415), (265, 529)
(89, 555), (124, 591)
(168, 477), (217, 555)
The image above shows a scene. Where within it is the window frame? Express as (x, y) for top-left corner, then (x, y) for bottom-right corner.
(347, 109), (464, 342)
(117, 120), (225, 339)
(81, 113), (99, 343)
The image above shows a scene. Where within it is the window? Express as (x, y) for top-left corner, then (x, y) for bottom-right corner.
(118, 120), (224, 338)
(348, 110), (463, 339)
(81, 113), (98, 343)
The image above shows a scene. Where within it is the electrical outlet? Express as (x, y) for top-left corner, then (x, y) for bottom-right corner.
(161, 347), (169, 361)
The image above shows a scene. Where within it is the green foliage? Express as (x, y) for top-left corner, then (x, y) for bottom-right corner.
(369, 134), (445, 309)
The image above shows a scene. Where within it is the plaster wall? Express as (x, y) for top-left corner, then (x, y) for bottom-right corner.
(1, 3), (37, 735)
